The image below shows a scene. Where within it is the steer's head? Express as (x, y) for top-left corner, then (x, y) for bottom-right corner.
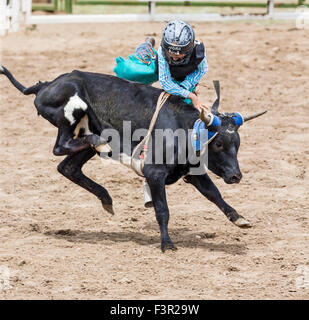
(200, 81), (267, 184)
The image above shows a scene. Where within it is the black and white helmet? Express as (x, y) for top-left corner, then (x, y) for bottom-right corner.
(161, 20), (195, 65)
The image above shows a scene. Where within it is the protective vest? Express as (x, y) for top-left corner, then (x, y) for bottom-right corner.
(155, 42), (205, 82)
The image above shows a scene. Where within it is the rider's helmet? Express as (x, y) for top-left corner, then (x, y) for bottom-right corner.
(161, 20), (195, 66)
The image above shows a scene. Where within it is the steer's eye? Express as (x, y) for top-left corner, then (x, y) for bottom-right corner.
(215, 142), (223, 148)
(212, 141), (224, 153)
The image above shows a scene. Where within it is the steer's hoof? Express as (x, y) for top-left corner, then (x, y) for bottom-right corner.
(161, 242), (177, 253)
(94, 137), (108, 148)
(144, 200), (154, 208)
(94, 137), (111, 154)
(102, 203), (115, 215)
(233, 217), (252, 228)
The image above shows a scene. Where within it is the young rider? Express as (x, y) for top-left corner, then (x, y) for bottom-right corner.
(155, 20), (209, 112)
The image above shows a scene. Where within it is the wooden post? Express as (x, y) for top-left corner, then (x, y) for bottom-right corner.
(65, 0), (73, 13)
(11, 0), (21, 32)
(148, 0), (156, 20)
(0, 0), (8, 36)
(53, 0), (58, 11)
(21, 0), (32, 24)
(267, 0), (274, 17)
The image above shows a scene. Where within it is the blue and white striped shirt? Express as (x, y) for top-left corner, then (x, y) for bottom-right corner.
(157, 45), (208, 99)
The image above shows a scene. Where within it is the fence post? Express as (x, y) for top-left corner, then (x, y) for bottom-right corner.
(267, 0), (274, 17)
(65, 0), (73, 13)
(0, 0), (7, 36)
(21, 0), (32, 24)
(11, 0), (21, 32)
(148, 0), (156, 20)
(53, 0), (58, 11)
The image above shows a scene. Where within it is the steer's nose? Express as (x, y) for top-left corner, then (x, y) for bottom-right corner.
(228, 173), (242, 184)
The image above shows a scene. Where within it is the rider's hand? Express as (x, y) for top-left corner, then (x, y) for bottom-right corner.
(188, 92), (209, 112)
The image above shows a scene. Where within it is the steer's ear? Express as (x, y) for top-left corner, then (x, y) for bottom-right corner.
(211, 80), (220, 115)
(232, 112), (244, 127)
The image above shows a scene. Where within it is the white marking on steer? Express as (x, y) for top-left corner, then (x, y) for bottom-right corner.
(74, 115), (111, 153)
(98, 151), (145, 177)
(64, 93), (87, 125)
(119, 153), (133, 167)
(74, 115), (92, 138)
(96, 147), (132, 168)
(98, 150), (132, 168)
(96, 143), (112, 153)
(226, 129), (235, 134)
(0, 66), (4, 73)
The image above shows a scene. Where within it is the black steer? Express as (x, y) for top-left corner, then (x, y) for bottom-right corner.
(0, 66), (266, 252)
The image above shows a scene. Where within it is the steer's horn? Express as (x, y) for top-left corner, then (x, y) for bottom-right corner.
(243, 110), (268, 122)
(211, 80), (220, 114)
(200, 108), (213, 126)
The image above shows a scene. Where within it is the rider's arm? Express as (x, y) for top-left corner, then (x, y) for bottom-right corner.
(180, 56), (208, 92)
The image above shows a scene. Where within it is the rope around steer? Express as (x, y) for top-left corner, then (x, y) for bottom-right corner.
(131, 91), (170, 177)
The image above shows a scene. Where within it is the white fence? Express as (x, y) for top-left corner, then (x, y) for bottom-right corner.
(0, 0), (31, 36)
(0, 0), (303, 35)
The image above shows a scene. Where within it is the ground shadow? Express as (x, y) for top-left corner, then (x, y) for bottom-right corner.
(44, 228), (247, 255)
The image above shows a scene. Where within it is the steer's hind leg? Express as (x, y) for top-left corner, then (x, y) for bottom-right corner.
(53, 126), (106, 156)
(184, 173), (251, 228)
(145, 170), (177, 252)
(57, 148), (114, 215)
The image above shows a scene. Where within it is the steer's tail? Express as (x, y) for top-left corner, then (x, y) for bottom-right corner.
(0, 65), (45, 95)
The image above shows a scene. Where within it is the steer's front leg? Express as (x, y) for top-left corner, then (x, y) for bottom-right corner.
(145, 171), (177, 252)
(184, 173), (251, 228)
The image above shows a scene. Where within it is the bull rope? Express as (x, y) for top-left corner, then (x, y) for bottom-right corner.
(130, 91), (170, 177)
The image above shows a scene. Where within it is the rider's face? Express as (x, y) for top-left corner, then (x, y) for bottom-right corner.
(168, 53), (186, 61)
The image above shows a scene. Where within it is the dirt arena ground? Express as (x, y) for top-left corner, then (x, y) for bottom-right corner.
(0, 20), (308, 300)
